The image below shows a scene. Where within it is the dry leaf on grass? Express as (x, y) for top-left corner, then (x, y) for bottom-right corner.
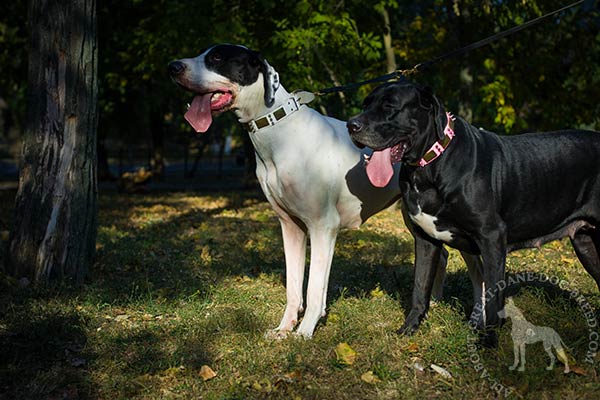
(199, 365), (217, 381)
(405, 342), (419, 353)
(335, 342), (357, 365)
(360, 371), (381, 384)
(163, 366), (184, 377)
(370, 285), (385, 298)
(569, 365), (587, 376)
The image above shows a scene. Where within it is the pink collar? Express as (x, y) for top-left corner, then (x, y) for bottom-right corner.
(415, 112), (456, 167)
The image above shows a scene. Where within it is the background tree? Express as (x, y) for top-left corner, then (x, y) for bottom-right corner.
(7, 0), (98, 284)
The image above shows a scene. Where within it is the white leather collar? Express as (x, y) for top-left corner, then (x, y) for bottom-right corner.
(244, 91), (315, 133)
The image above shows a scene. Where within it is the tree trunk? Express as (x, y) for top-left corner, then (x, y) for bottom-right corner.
(381, 7), (397, 73)
(7, 0), (98, 284)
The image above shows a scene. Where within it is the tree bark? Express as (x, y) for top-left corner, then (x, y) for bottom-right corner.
(7, 0), (98, 284)
(381, 7), (397, 73)
(313, 44), (346, 104)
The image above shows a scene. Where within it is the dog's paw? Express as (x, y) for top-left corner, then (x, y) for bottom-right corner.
(478, 330), (498, 348)
(291, 331), (312, 340)
(397, 310), (423, 336)
(264, 329), (292, 340)
(397, 321), (419, 336)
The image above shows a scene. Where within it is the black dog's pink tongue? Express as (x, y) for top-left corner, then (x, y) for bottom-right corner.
(366, 148), (394, 188)
(185, 94), (212, 133)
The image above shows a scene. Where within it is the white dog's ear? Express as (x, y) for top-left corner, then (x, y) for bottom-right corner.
(258, 56), (280, 107)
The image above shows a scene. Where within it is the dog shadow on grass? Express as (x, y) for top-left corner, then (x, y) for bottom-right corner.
(327, 229), (477, 324)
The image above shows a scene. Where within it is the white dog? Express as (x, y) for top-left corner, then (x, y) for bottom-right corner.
(169, 44), (449, 337)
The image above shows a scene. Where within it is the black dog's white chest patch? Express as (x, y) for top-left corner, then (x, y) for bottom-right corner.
(409, 206), (454, 242)
(406, 182), (453, 242)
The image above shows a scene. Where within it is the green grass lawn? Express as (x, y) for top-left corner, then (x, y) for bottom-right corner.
(1, 189), (600, 399)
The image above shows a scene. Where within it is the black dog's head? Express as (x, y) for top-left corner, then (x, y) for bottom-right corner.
(168, 44), (280, 133)
(347, 82), (447, 186)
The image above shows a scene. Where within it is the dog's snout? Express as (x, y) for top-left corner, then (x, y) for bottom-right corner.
(347, 119), (363, 135)
(168, 60), (186, 76)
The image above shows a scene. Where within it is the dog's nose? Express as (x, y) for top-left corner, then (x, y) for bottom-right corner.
(168, 61), (186, 76)
(347, 119), (363, 135)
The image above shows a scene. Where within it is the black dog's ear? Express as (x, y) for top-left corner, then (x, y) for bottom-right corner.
(256, 53), (280, 108)
(420, 86), (447, 140)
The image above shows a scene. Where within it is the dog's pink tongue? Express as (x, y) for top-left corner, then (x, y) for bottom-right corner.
(366, 148), (394, 188)
(185, 94), (212, 133)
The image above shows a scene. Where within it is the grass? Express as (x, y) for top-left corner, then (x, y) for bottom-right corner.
(1, 189), (600, 399)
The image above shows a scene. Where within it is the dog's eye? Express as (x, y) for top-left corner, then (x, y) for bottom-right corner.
(382, 102), (395, 111)
(208, 52), (222, 63)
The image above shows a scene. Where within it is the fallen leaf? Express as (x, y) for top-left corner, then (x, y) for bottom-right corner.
(253, 378), (273, 393)
(430, 364), (452, 379)
(199, 365), (217, 381)
(335, 342), (357, 365)
(569, 365), (587, 376)
(163, 366), (184, 377)
(114, 314), (129, 322)
(285, 370), (302, 381)
(406, 342), (419, 353)
(274, 371), (301, 387)
(370, 285), (385, 298)
(361, 370), (381, 384)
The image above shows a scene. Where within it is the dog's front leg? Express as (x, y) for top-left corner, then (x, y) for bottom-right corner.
(295, 223), (338, 338)
(477, 227), (507, 347)
(398, 234), (445, 336)
(464, 252), (486, 330)
(431, 249), (448, 301)
(272, 218), (307, 336)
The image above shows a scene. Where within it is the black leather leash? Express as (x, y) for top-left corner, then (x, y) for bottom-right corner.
(314, 0), (588, 96)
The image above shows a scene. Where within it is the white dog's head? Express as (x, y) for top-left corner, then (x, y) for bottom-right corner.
(169, 44), (280, 132)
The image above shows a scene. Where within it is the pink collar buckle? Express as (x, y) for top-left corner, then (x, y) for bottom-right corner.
(416, 112), (456, 168)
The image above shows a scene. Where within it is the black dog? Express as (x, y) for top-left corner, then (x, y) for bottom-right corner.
(347, 81), (600, 340)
